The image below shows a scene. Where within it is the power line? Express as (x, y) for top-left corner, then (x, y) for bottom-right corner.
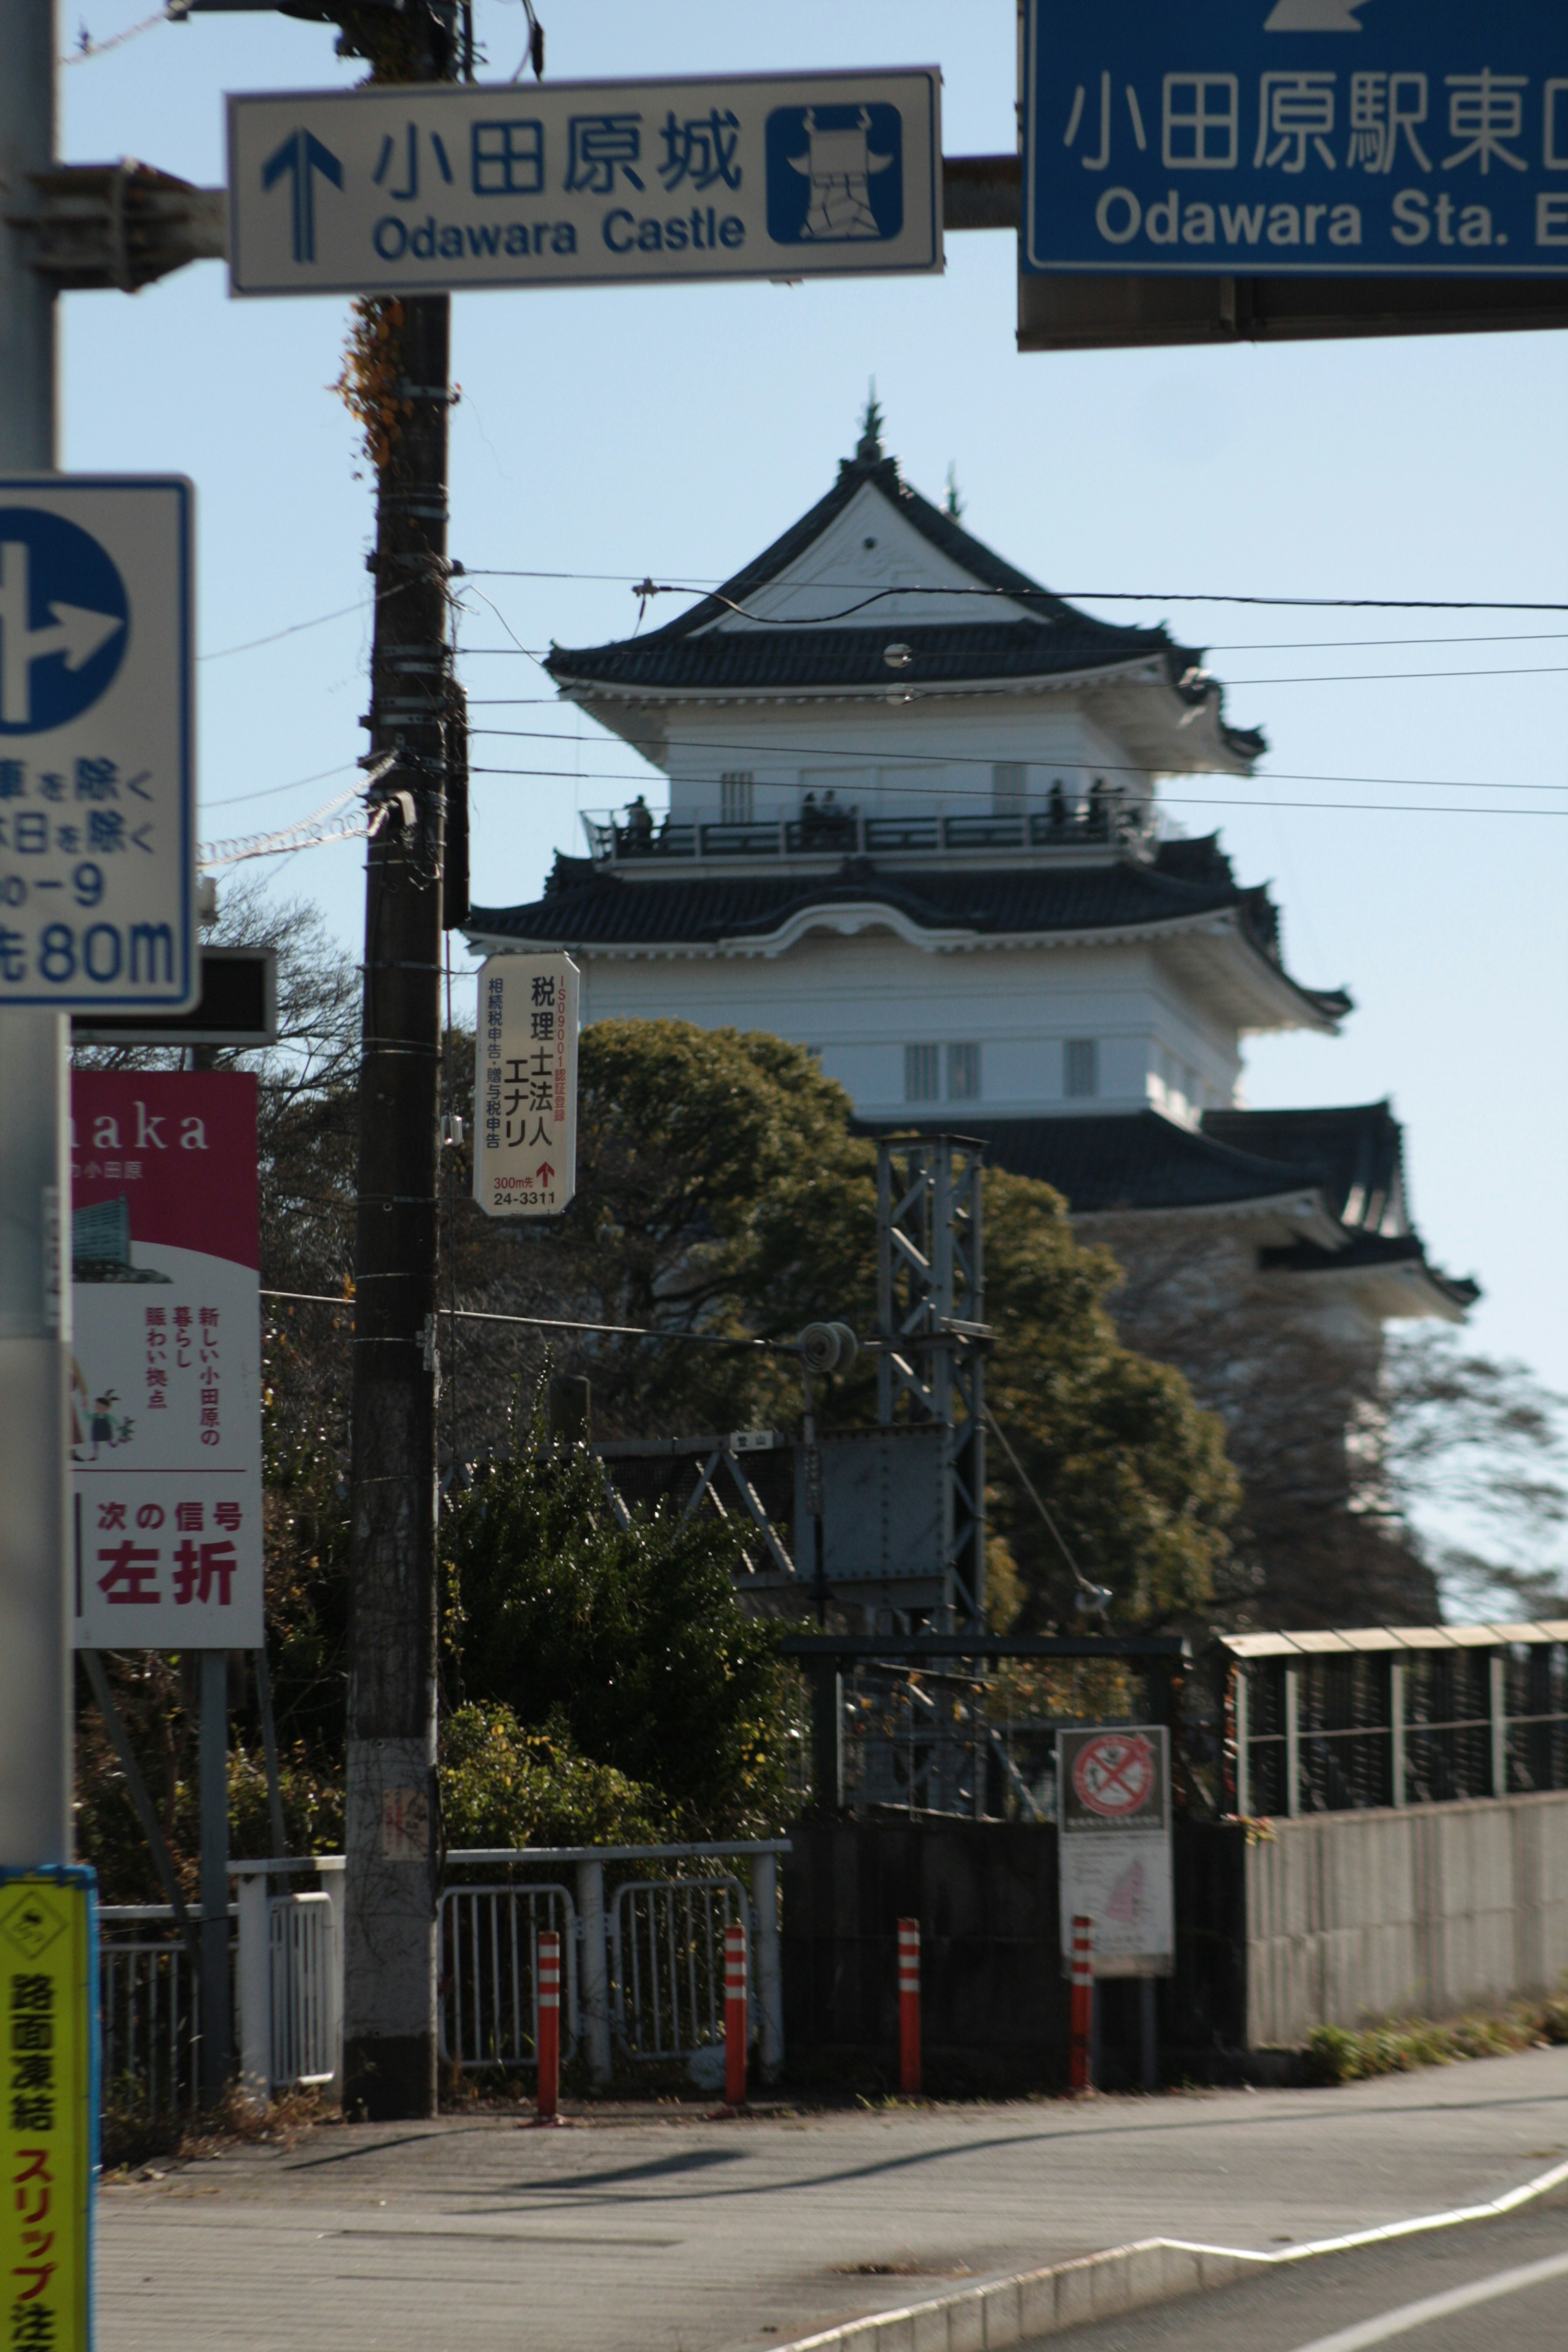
(262, 1288), (787, 1350)
(465, 578), (1568, 626)
(200, 581), (411, 664)
(463, 724), (1568, 798)
(466, 766), (1568, 819)
(455, 654), (1568, 686)
(1220, 664), (1568, 688)
(202, 760), (363, 814)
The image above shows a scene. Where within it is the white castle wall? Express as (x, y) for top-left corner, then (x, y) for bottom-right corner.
(576, 931), (1242, 1120)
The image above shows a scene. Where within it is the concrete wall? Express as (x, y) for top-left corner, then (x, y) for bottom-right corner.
(1245, 1788), (1568, 2047)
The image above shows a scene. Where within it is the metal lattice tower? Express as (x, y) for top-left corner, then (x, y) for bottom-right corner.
(875, 1135), (987, 1626)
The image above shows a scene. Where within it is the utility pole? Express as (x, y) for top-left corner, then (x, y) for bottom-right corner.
(342, 5), (462, 2120)
(0, 0), (73, 1875)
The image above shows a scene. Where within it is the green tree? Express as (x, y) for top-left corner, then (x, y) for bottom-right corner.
(982, 1172), (1239, 1629)
(442, 1432), (791, 1835)
(477, 1021), (1238, 1631)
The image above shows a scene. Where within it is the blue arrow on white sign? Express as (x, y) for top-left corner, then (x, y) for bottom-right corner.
(262, 129), (344, 266)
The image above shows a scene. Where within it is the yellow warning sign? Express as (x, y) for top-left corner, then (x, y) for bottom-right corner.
(0, 1871), (96, 2352)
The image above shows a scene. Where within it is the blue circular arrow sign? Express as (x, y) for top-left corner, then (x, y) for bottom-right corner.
(0, 507), (129, 737)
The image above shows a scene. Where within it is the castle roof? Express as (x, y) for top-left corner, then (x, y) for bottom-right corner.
(467, 834), (1351, 1036)
(544, 432), (1263, 776)
(853, 1105), (1476, 1319)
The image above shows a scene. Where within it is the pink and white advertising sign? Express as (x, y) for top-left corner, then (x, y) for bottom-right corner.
(70, 1071), (264, 1649)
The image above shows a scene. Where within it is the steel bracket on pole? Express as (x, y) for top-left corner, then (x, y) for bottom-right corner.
(14, 163), (227, 292)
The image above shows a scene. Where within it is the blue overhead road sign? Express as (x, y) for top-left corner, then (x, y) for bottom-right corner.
(1024, 0), (1568, 276)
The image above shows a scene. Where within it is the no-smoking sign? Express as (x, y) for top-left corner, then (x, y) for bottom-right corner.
(1058, 1724), (1169, 1834)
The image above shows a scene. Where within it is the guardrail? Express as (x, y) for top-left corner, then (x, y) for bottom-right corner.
(100, 1905), (210, 2118)
(443, 1842), (788, 2084)
(439, 1879), (579, 2072)
(216, 1841), (788, 2100)
(610, 1874), (749, 2064)
(232, 1858), (344, 2108)
(582, 801), (1147, 868)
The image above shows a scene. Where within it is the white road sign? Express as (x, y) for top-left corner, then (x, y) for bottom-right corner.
(1057, 1725), (1175, 1978)
(227, 70), (942, 297)
(474, 953), (580, 1218)
(0, 477), (195, 1010)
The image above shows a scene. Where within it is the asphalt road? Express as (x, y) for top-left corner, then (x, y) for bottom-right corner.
(1035, 2207), (1568, 2352)
(96, 2046), (1568, 2352)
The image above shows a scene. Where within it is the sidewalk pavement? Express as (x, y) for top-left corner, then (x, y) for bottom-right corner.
(98, 2045), (1568, 2352)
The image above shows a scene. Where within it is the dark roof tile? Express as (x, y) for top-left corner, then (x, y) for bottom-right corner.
(469, 854), (1350, 1024)
(543, 449), (1263, 762)
(858, 1111), (1325, 1214)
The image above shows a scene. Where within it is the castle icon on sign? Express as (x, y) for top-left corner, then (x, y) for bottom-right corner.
(765, 103), (905, 245)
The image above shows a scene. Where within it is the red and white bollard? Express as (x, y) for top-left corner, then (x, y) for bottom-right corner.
(897, 1918), (922, 2097)
(536, 1929), (561, 2121)
(724, 1920), (748, 2109)
(1069, 1914), (1094, 2094)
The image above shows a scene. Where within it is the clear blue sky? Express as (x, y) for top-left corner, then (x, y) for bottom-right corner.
(60, 0), (1568, 1406)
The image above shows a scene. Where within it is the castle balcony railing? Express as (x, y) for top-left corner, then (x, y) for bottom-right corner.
(583, 796), (1152, 872)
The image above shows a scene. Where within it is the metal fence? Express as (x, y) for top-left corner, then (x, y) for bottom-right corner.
(609, 1875), (750, 2062)
(1226, 1624), (1568, 1816)
(438, 1881), (578, 2072)
(441, 1843), (787, 2083)
(99, 1907), (205, 2118)
(268, 1891), (337, 2088)
(823, 1653), (1176, 1823)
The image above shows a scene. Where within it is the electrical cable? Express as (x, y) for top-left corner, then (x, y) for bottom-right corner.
(464, 764), (1568, 820)
(463, 722), (1568, 799)
(202, 760), (364, 815)
(262, 1287), (791, 1350)
(465, 571), (1568, 617)
(62, 5), (170, 62)
(200, 579), (415, 664)
(983, 1405), (1101, 1602)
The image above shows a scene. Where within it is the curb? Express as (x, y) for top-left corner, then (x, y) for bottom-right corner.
(764, 2153), (1568, 2351)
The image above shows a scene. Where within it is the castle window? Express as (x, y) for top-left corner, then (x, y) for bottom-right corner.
(905, 1044), (940, 1102)
(947, 1042), (981, 1102)
(720, 771), (755, 824)
(991, 762), (1027, 815)
(1064, 1038), (1098, 1100)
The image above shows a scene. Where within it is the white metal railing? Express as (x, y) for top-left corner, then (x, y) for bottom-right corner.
(233, 1857), (344, 2107)
(610, 1875), (748, 2063)
(99, 1908), (204, 2117)
(582, 801), (1150, 869)
(438, 1882), (578, 2071)
(269, 1891), (337, 2087)
(445, 1842), (788, 2084)
(223, 1840), (788, 2099)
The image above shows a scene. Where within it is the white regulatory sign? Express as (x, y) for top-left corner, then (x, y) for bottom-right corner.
(474, 953), (580, 1218)
(0, 477), (195, 1010)
(227, 70), (942, 297)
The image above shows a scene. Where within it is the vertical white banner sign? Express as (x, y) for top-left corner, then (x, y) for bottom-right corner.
(473, 952), (580, 1217)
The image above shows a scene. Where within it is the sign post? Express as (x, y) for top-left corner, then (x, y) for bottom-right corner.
(69, 1071), (265, 1652)
(0, 479), (196, 1013)
(0, 1866), (98, 2352)
(69, 1068), (264, 2097)
(1056, 1724), (1174, 1980)
(473, 953), (580, 1219)
(226, 70), (942, 298)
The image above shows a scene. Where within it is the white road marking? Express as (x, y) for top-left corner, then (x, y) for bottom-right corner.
(1285, 2243), (1568, 2351)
